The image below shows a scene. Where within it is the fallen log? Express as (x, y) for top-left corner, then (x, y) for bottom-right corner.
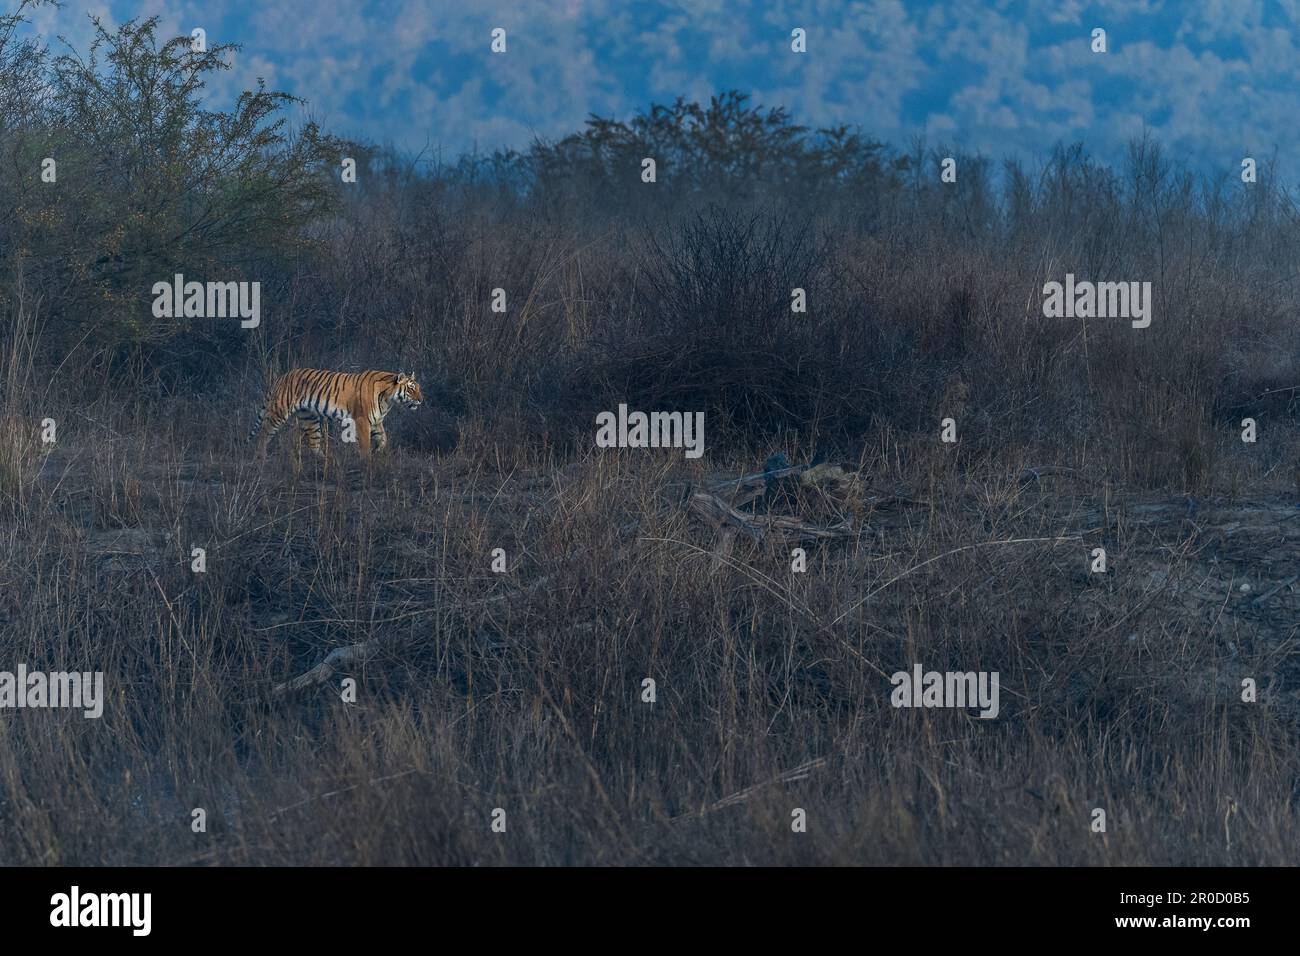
(1019, 465), (1100, 485)
(687, 488), (856, 547)
(706, 463), (810, 506)
(272, 574), (559, 697)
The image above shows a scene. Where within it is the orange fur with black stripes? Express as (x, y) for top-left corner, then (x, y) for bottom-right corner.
(250, 369), (422, 460)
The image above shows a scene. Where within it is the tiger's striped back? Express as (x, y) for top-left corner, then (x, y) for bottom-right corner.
(250, 368), (423, 460)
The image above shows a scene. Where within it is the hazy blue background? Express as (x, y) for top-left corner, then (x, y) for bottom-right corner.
(23, 0), (1300, 180)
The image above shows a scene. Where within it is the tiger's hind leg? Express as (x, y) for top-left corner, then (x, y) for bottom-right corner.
(292, 412), (327, 476)
(253, 407), (291, 460)
(295, 411), (326, 457)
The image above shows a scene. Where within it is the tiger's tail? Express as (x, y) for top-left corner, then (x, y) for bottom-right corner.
(248, 404), (266, 446)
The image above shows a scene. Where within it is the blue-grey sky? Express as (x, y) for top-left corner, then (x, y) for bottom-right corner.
(24, 0), (1300, 181)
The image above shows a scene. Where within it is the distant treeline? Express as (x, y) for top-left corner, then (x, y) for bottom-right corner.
(5, 5), (1300, 470)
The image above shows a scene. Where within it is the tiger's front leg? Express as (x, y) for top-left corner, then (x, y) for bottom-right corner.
(371, 423), (388, 453)
(352, 417), (372, 460)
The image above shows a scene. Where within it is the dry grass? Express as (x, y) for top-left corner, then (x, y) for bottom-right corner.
(3, 59), (1300, 862)
(0, 379), (1296, 864)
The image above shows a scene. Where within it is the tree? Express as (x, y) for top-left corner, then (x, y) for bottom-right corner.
(1, 10), (347, 374)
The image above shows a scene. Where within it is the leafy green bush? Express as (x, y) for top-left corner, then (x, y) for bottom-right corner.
(0, 6), (345, 381)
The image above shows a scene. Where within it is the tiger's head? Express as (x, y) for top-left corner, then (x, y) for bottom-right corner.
(393, 372), (423, 410)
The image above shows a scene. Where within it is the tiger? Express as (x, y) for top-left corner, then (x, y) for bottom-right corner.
(250, 369), (423, 460)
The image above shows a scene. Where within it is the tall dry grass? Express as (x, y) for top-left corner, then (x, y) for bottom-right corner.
(2, 10), (1299, 863)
